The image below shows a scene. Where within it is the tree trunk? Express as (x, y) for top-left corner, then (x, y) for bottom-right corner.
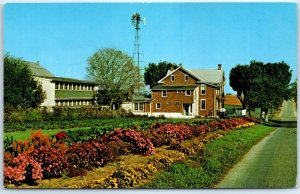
(110, 98), (114, 110)
(265, 108), (269, 122)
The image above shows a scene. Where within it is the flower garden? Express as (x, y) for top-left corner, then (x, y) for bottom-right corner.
(4, 117), (258, 188)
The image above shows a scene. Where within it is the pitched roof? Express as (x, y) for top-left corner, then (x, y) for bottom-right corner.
(190, 69), (224, 84)
(132, 95), (151, 102)
(48, 76), (96, 84)
(158, 66), (224, 85)
(224, 95), (242, 106)
(27, 62), (55, 77)
(151, 85), (198, 91)
(27, 61), (95, 84)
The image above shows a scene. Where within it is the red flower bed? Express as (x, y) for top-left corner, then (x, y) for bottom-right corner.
(4, 154), (43, 185)
(67, 140), (114, 170)
(102, 129), (155, 156)
(4, 117), (257, 186)
(144, 124), (193, 147)
(31, 146), (68, 179)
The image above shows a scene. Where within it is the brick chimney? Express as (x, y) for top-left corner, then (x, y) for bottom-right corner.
(218, 64), (222, 70)
(170, 65), (174, 71)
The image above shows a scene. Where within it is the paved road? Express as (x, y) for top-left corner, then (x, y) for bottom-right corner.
(215, 101), (297, 188)
(274, 100), (297, 121)
(215, 127), (297, 188)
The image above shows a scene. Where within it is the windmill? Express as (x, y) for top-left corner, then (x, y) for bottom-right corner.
(131, 12), (145, 92)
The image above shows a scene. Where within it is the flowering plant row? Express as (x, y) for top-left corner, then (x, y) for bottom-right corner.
(4, 117), (256, 186)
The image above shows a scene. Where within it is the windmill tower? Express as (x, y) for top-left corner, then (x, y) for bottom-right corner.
(131, 12), (145, 92)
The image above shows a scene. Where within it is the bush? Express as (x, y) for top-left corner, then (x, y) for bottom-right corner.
(67, 140), (113, 171)
(31, 146), (68, 179)
(4, 154), (43, 185)
(102, 129), (155, 156)
(145, 124), (193, 147)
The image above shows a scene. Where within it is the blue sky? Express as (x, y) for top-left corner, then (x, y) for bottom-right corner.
(4, 2), (297, 93)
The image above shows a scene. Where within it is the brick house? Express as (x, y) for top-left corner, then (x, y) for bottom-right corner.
(148, 65), (225, 118)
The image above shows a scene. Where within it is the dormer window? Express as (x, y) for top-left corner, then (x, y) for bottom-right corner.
(171, 75), (175, 82)
(185, 74), (189, 81)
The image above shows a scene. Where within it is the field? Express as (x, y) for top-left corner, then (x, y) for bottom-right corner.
(4, 117), (271, 188)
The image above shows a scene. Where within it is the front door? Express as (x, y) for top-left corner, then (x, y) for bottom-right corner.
(183, 104), (192, 115)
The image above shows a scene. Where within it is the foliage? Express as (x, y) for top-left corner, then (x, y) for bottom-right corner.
(31, 146), (68, 179)
(4, 117), (258, 187)
(4, 54), (46, 109)
(144, 123), (193, 147)
(230, 60), (292, 115)
(102, 129), (155, 156)
(86, 48), (140, 107)
(4, 154), (43, 185)
(145, 124), (275, 188)
(144, 61), (180, 88)
(66, 140), (114, 171)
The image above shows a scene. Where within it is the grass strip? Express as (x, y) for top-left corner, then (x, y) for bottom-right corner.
(143, 124), (275, 188)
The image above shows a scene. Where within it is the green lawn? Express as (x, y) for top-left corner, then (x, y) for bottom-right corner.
(143, 124), (276, 188)
(4, 127), (90, 141)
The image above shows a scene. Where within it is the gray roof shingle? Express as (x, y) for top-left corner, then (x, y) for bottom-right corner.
(27, 62), (55, 77)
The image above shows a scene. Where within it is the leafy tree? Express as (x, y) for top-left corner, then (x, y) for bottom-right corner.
(230, 60), (292, 116)
(144, 61), (180, 88)
(229, 64), (250, 109)
(4, 54), (46, 109)
(86, 48), (139, 107)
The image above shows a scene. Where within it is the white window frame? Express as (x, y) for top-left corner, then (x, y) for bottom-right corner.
(156, 103), (161, 109)
(201, 84), (206, 95)
(177, 90), (182, 93)
(134, 103), (139, 111)
(139, 103), (144, 111)
(185, 90), (192, 96)
(200, 99), (206, 110)
(185, 74), (189, 81)
(171, 75), (175, 82)
(161, 90), (167, 97)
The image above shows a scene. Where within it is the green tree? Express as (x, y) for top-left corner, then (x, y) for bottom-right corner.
(4, 54), (46, 109)
(230, 60), (292, 116)
(229, 64), (250, 109)
(144, 61), (180, 88)
(86, 48), (139, 107)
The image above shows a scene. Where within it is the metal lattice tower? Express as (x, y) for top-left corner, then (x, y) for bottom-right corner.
(131, 12), (144, 92)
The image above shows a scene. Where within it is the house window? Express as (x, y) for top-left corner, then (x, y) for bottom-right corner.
(134, 103), (139, 111)
(171, 75), (175, 82)
(185, 74), (189, 81)
(55, 83), (59, 90)
(177, 90), (182, 93)
(185, 90), (192, 96)
(201, 84), (206, 95)
(139, 103), (144, 111)
(161, 90), (167, 97)
(200, 99), (206, 110)
(156, 103), (161, 109)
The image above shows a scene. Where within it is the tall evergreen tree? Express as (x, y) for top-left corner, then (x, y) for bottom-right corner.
(4, 54), (46, 109)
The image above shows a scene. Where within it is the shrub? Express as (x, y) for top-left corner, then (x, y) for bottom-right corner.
(102, 129), (155, 156)
(55, 131), (67, 140)
(31, 146), (68, 179)
(145, 124), (193, 147)
(67, 140), (113, 171)
(4, 154), (43, 185)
